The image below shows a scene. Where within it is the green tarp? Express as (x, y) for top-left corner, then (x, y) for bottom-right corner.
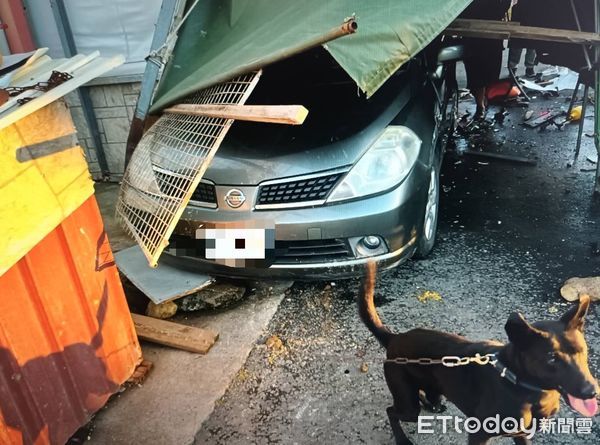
(150, 0), (473, 112)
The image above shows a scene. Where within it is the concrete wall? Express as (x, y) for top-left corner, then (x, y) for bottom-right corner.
(66, 82), (141, 180)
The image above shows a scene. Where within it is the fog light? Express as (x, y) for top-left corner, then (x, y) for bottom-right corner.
(362, 236), (381, 249)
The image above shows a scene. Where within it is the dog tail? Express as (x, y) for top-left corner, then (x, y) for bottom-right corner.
(359, 261), (392, 348)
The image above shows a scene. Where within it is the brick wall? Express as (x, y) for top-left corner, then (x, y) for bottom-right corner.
(66, 82), (141, 180)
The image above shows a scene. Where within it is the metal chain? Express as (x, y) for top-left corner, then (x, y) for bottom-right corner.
(385, 353), (497, 368)
(6, 71), (73, 99)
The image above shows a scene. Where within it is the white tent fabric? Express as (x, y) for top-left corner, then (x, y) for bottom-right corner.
(24, 0), (161, 78)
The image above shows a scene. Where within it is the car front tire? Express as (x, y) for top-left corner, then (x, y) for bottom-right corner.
(414, 167), (440, 258)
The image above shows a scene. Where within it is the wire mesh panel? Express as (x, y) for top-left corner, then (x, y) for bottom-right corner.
(116, 71), (262, 267)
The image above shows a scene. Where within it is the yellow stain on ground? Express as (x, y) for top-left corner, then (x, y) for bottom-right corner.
(0, 100), (94, 275)
(417, 290), (443, 303)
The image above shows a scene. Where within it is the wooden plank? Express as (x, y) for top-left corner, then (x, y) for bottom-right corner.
(131, 313), (219, 354)
(164, 104), (309, 125)
(446, 19), (600, 45)
(0, 101), (94, 274)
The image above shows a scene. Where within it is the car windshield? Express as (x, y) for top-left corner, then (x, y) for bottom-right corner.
(225, 47), (408, 150)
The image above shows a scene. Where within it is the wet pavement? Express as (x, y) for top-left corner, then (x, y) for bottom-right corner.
(195, 94), (600, 444)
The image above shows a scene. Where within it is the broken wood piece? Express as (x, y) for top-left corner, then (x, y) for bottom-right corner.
(164, 104), (309, 125)
(446, 19), (600, 46)
(522, 111), (563, 129)
(131, 313), (219, 354)
(463, 150), (537, 165)
(127, 359), (154, 385)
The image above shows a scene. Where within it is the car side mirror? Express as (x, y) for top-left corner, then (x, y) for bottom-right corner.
(430, 45), (465, 80)
(437, 45), (465, 64)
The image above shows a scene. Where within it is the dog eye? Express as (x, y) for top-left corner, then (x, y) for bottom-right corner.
(547, 352), (558, 364)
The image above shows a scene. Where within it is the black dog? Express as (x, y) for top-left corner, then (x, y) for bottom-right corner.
(359, 262), (598, 445)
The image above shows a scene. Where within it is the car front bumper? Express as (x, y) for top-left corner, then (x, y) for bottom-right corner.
(163, 163), (429, 280)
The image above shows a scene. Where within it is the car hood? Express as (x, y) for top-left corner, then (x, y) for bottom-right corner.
(204, 84), (411, 186)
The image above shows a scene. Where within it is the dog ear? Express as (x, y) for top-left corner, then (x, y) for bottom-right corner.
(560, 294), (591, 332)
(505, 312), (549, 347)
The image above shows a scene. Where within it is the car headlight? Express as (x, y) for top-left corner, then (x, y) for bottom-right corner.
(327, 126), (421, 203)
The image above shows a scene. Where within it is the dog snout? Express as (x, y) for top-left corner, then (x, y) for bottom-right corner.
(580, 381), (597, 399)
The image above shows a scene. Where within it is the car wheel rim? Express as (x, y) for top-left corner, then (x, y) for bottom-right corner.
(424, 169), (438, 241)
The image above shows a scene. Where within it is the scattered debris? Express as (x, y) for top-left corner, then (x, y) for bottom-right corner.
(146, 301), (178, 319)
(518, 77), (559, 97)
(524, 110), (534, 121)
(560, 277), (600, 302)
(522, 110), (565, 130)
(179, 282), (246, 311)
(493, 109), (508, 125)
(417, 290), (442, 303)
(126, 360), (154, 386)
(248, 280), (294, 298)
(360, 362), (369, 373)
(548, 306), (559, 314)
(569, 105), (583, 122)
(587, 156), (598, 165)
(265, 334), (287, 365)
(463, 150), (537, 166)
(235, 367), (251, 383)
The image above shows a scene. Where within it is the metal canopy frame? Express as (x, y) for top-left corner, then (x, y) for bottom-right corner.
(447, 0), (600, 196)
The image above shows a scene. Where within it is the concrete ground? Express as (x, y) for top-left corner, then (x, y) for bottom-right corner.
(88, 184), (285, 444)
(194, 92), (600, 444)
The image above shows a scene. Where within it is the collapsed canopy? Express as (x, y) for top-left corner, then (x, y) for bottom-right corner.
(150, 0), (472, 112)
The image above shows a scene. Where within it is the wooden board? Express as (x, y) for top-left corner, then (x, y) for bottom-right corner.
(131, 313), (219, 354)
(164, 104), (309, 125)
(0, 100), (94, 274)
(446, 19), (600, 45)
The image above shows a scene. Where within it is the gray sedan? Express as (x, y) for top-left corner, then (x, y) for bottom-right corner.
(164, 48), (457, 279)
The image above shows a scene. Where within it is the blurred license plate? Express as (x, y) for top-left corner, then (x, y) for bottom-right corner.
(195, 221), (275, 266)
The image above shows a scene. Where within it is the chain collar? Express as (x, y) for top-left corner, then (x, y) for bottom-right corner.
(385, 353), (496, 367)
(385, 352), (546, 393)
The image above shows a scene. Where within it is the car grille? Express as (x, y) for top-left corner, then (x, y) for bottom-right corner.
(191, 182), (217, 205)
(256, 172), (344, 207)
(153, 169), (217, 206)
(273, 238), (354, 264)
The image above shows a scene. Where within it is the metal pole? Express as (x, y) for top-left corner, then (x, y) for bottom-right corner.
(50, 0), (110, 177)
(567, 77), (581, 116)
(124, 0), (184, 169)
(595, 0), (600, 194)
(574, 84), (589, 160)
(570, 0), (593, 70)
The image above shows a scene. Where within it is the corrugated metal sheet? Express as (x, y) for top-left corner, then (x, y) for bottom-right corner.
(0, 196), (142, 445)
